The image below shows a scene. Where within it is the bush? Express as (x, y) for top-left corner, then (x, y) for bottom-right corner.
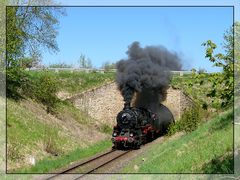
(7, 67), (30, 100)
(167, 107), (201, 135)
(167, 122), (180, 136)
(180, 107), (201, 133)
(99, 124), (112, 134)
(31, 71), (59, 113)
(7, 69), (60, 114)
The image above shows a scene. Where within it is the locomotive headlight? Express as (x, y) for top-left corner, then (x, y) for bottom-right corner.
(113, 132), (117, 137)
(130, 133), (133, 137)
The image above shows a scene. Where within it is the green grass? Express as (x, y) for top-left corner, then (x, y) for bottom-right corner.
(13, 140), (112, 173)
(27, 70), (115, 94)
(201, 153), (233, 173)
(55, 100), (112, 135)
(7, 99), (113, 173)
(7, 100), (71, 162)
(121, 109), (233, 173)
(55, 100), (93, 124)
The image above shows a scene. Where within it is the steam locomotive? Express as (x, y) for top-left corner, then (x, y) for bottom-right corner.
(112, 103), (174, 149)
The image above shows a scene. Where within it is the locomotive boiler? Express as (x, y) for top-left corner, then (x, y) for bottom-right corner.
(112, 103), (174, 149)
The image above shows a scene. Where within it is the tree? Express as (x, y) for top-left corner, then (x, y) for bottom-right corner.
(6, 6), (65, 98)
(191, 68), (197, 74)
(235, 22), (240, 96)
(0, 1), (7, 97)
(0, 0), (7, 71)
(20, 57), (34, 69)
(6, 6), (66, 67)
(201, 25), (234, 108)
(236, 22), (240, 59)
(78, 54), (86, 68)
(6, 6), (25, 67)
(78, 54), (92, 68)
(102, 61), (116, 71)
(86, 58), (92, 69)
(198, 68), (206, 74)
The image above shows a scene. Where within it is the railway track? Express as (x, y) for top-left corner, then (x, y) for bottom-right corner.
(46, 149), (131, 179)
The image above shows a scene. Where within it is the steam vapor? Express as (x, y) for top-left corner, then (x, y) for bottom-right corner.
(116, 41), (182, 112)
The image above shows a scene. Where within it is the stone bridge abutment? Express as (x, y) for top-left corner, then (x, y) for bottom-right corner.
(68, 82), (194, 126)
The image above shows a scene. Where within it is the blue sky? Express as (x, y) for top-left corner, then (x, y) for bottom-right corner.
(42, 5), (234, 72)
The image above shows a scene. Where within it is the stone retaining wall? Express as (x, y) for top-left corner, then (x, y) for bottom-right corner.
(68, 82), (194, 126)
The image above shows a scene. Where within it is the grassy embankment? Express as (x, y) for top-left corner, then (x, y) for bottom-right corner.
(15, 140), (111, 173)
(121, 108), (233, 173)
(28, 70), (115, 94)
(7, 71), (115, 173)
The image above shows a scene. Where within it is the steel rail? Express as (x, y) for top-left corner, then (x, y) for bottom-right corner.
(46, 149), (118, 180)
(73, 150), (131, 180)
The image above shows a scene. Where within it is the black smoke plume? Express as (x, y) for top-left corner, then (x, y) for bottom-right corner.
(116, 41), (182, 111)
